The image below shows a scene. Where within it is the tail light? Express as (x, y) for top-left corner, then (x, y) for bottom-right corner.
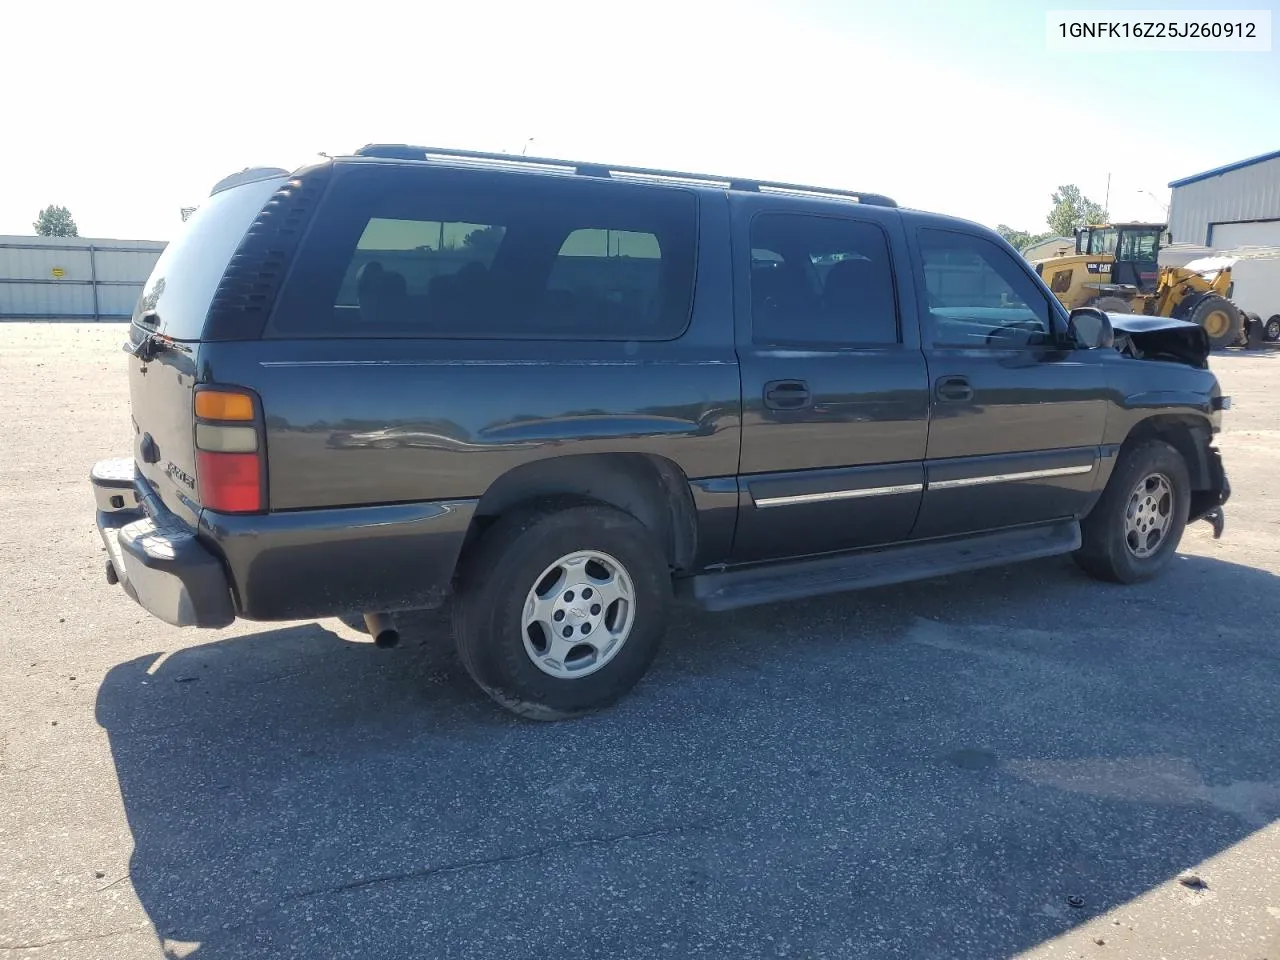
(194, 387), (265, 513)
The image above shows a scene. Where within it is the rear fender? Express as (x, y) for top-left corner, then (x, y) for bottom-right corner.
(462, 453), (714, 574)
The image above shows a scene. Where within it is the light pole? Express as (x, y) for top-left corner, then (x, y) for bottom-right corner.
(521, 137), (535, 157)
(1138, 189), (1170, 216)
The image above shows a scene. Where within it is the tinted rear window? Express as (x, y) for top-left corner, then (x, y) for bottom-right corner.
(269, 164), (698, 340)
(132, 175), (286, 340)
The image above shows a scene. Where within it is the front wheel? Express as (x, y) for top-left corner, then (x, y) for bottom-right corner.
(451, 502), (672, 720)
(1074, 440), (1190, 584)
(1266, 315), (1280, 343)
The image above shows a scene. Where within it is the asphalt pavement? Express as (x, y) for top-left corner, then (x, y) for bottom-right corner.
(1, 325), (1278, 959)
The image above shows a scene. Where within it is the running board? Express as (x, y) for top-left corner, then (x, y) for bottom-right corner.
(683, 520), (1081, 612)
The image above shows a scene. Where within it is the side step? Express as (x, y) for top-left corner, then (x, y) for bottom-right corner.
(682, 520), (1081, 612)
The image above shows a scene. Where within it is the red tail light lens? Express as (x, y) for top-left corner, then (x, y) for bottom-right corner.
(196, 451), (262, 513)
(193, 386), (265, 513)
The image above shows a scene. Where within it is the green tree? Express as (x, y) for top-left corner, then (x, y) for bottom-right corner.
(463, 225), (505, 256)
(996, 224), (1054, 252)
(1046, 185), (1108, 236)
(33, 205), (79, 237)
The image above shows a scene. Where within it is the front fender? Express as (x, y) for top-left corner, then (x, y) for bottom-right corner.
(1122, 390), (1214, 416)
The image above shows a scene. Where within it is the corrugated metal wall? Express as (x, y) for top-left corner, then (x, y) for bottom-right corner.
(1169, 156), (1280, 246)
(0, 235), (166, 321)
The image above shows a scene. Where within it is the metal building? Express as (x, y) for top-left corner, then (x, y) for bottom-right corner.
(1019, 235), (1074, 262)
(1167, 149), (1280, 248)
(0, 235), (166, 321)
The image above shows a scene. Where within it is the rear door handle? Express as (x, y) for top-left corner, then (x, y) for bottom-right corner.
(763, 379), (812, 410)
(935, 376), (973, 402)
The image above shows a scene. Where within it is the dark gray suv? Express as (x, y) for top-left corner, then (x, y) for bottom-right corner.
(91, 144), (1231, 718)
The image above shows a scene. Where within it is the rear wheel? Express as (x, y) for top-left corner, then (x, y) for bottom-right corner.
(451, 502), (672, 720)
(1074, 440), (1190, 584)
(1188, 295), (1243, 350)
(1266, 315), (1280, 343)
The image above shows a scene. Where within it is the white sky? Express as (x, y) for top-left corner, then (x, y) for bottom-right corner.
(2, 0), (1276, 240)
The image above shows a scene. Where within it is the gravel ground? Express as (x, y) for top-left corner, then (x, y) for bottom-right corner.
(1, 324), (1278, 960)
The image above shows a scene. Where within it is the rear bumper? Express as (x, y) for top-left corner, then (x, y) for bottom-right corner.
(201, 497), (476, 621)
(92, 459), (236, 628)
(92, 457), (477, 626)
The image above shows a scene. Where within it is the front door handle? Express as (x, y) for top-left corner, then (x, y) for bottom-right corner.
(935, 376), (973, 402)
(763, 379), (812, 410)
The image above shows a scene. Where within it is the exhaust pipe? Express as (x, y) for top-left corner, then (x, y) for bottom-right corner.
(362, 612), (400, 649)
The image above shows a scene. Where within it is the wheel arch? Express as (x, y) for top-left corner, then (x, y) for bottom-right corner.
(1121, 414), (1213, 491)
(458, 453), (699, 576)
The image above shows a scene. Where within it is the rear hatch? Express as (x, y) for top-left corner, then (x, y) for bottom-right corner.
(126, 171), (291, 526)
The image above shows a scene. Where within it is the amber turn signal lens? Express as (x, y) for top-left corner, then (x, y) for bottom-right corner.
(195, 390), (255, 421)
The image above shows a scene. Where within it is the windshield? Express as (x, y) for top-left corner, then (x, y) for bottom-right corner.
(1117, 229), (1161, 262)
(1087, 228), (1118, 256)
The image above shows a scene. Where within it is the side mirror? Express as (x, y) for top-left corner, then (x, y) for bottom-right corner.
(1067, 307), (1114, 349)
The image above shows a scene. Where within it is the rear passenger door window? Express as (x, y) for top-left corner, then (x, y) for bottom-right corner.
(749, 213), (899, 346)
(269, 167), (697, 340)
(917, 229), (1054, 348)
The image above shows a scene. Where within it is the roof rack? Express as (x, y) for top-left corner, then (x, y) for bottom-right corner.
(353, 144), (898, 208)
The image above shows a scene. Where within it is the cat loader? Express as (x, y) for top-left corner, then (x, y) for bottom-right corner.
(1031, 222), (1246, 350)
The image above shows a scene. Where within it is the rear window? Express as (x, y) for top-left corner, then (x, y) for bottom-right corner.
(269, 165), (698, 340)
(132, 175), (287, 340)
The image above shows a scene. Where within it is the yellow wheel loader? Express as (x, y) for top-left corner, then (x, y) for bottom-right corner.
(1031, 222), (1245, 350)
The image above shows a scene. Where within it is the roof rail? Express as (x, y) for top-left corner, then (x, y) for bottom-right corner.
(353, 144), (897, 207)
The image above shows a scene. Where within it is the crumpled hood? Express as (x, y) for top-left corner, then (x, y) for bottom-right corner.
(1105, 312), (1210, 368)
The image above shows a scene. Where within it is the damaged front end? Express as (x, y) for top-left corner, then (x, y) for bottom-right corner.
(1091, 311), (1229, 539)
(1107, 314), (1211, 369)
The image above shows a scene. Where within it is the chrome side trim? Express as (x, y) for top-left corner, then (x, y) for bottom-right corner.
(928, 463), (1095, 491)
(754, 483), (923, 509)
(753, 463), (1095, 508)
(258, 359), (734, 368)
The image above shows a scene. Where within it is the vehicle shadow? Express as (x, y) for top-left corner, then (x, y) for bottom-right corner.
(98, 549), (1280, 959)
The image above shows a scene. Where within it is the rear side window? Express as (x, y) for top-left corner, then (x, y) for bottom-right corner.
(335, 219), (506, 309)
(270, 166), (697, 340)
(748, 213), (899, 346)
(546, 229), (663, 322)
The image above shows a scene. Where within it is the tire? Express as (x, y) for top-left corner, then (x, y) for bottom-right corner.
(1074, 440), (1190, 584)
(451, 502), (672, 720)
(1187, 295), (1243, 351)
(1091, 296), (1132, 315)
(1266, 315), (1280, 343)
(1244, 313), (1264, 349)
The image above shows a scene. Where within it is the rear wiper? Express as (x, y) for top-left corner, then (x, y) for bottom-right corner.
(123, 330), (185, 362)
(123, 334), (163, 361)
